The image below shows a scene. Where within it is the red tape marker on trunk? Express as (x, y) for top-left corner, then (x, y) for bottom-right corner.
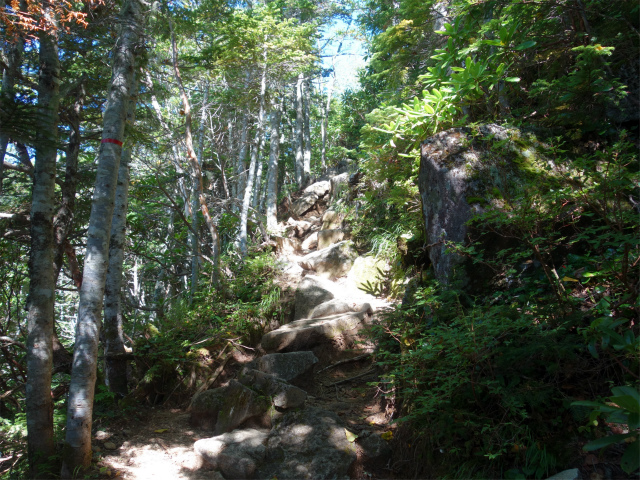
(101, 138), (123, 146)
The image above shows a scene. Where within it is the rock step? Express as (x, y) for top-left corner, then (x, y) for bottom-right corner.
(261, 307), (372, 353)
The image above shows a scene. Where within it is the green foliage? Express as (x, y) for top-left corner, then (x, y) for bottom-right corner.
(573, 386), (640, 474)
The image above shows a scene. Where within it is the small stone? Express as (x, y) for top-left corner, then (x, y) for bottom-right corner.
(122, 429), (132, 436)
(95, 430), (109, 440)
(546, 469), (581, 480)
(359, 434), (392, 461)
(103, 442), (117, 450)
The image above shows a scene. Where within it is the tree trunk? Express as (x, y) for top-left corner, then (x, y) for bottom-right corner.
(0, 0), (25, 193)
(239, 41), (268, 258)
(302, 76), (311, 183)
(62, 1), (144, 476)
(25, 10), (60, 476)
(251, 153), (264, 211)
(235, 111), (249, 209)
(171, 23), (220, 286)
(265, 100), (282, 232)
(103, 73), (138, 398)
(294, 73), (304, 185)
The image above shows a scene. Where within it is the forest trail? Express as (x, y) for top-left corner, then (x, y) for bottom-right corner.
(99, 173), (398, 479)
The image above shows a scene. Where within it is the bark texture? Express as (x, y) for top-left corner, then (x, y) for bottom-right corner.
(103, 74), (138, 398)
(62, 1), (144, 476)
(294, 73), (304, 185)
(25, 16), (60, 477)
(266, 101), (282, 231)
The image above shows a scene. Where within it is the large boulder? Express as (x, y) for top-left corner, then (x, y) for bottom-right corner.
(261, 308), (371, 353)
(309, 299), (354, 319)
(316, 229), (348, 250)
(301, 231), (318, 250)
(250, 351), (318, 382)
(299, 241), (358, 280)
(321, 209), (344, 230)
(274, 236), (301, 257)
(346, 256), (389, 294)
(291, 181), (330, 216)
(189, 380), (270, 434)
(329, 172), (350, 203)
(294, 275), (336, 320)
(255, 407), (357, 480)
(194, 428), (269, 479)
(237, 368), (307, 409)
(419, 124), (544, 285)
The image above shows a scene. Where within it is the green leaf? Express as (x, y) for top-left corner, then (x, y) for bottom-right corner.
(610, 395), (640, 414)
(515, 40), (537, 50)
(621, 439), (640, 474)
(628, 412), (640, 430)
(505, 77), (521, 82)
(612, 387), (640, 404)
(584, 434), (635, 451)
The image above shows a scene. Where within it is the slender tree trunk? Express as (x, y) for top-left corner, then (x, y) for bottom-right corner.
(171, 23), (220, 286)
(190, 83), (208, 302)
(25, 10), (60, 476)
(0, 0), (25, 193)
(103, 72), (138, 398)
(252, 155), (264, 211)
(266, 100), (282, 231)
(239, 41), (268, 258)
(294, 73), (304, 185)
(62, 1), (144, 476)
(235, 111), (249, 209)
(302, 77), (311, 183)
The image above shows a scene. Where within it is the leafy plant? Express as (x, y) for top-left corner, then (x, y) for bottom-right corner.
(573, 386), (640, 474)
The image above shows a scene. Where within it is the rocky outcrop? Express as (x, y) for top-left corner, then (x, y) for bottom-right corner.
(261, 308), (372, 353)
(195, 428), (269, 479)
(237, 369), (307, 409)
(249, 351), (318, 382)
(291, 181), (330, 216)
(321, 209), (344, 230)
(301, 231), (318, 250)
(255, 408), (357, 480)
(419, 124), (545, 285)
(347, 256), (388, 293)
(294, 275), (336, 320)
(189, 380), (270, 434)
(309, 299), (353, 319)
(273, 236), (301, 256)
(299, 241), (358, 280)
(316, 229), (347, 250)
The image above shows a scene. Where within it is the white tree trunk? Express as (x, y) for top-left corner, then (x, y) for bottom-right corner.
(103, 73), (138, 398)
(238, 41), (268, 258)
(265, 100), (282, 231)
(62, 1), (144, 476)
(302, 76), (311, 183)
(294, 73), (304, 185)
(25, 9), (59, 475)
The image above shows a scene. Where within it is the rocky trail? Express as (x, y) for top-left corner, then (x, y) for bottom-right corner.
(98, 173), (399, 480)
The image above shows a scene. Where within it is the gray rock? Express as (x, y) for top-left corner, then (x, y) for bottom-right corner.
(546, 468), (581, 480)
(250, 351), (318, 381)
(294, 275), (336, 320)
(194, 428), (269, 480)
(286, 218), (314, 238)
(261, 309), (370, 353)
(299, 241), (358, 280)
(346, 256), (388, 293)
(189, 380), (270, 434)
(291, 181), (331, 216)
(103, 442), (117, 451)
(274, 236), (301, 256)
(419, 124), (547, 285)
(301, 231), (318, 250)
(256, 407), (356, 480)
(237, 368), (307, 409)
(317, 229), (348, 250)
(330, 172), (350, 203)
(359, 434), (392, 461)
(309, 299), (354, 319)
(321, 209), (345, 230)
